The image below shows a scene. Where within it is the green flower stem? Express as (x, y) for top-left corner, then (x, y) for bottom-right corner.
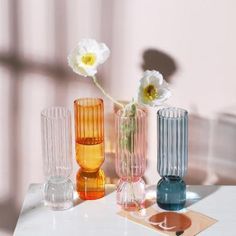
(121, 104), (142, 211)
(92, 76), (124, 108)
(125, 156), (141, 211)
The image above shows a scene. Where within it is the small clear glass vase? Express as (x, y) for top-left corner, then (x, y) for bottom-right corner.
(115, 107), (147, 210)
(157, 107), (188, 210)
(41, 107), (74, 210)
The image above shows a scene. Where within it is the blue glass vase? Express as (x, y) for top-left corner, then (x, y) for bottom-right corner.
(157, 107), (188, 211)
(157, 176), (186, 210)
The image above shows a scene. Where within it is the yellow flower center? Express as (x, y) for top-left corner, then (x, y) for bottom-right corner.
(143, 84), (158, 101)
(81, 53), (96, 66)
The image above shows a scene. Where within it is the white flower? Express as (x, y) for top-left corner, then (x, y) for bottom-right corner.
(68, 38), (110, 77)
(138, 70), (171, 106)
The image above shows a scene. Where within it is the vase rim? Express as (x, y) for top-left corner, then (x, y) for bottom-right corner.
(157, 107), (188, 119)
(115, 106), (147, 118)
(74, 98), (103, 107)
(41, 106), (71, 120)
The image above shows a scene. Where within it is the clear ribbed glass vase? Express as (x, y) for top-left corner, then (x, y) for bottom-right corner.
(74, 98), (105, 200)
(157, 107), (188, 210)
(41, 107), (73, 210)
(115, 107), (147, 211)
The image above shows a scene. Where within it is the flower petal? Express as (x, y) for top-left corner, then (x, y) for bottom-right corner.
(98, 43), (110, 64)
(140, 70), (163, 88)
(68, 38), (110, 77)
(138, 70), (171, 106)
(153, 88), (172, 105)
(82, 67), (97, 77)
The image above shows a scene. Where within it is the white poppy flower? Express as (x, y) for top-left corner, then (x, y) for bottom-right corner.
(68, 39), (110, 77)
(138, 70), (171, 106)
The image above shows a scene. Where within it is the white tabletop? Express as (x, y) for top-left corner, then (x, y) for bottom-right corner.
(14, 184), (236, 236)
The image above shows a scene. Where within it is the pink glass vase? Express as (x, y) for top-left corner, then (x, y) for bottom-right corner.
(115, 107), (147, 210)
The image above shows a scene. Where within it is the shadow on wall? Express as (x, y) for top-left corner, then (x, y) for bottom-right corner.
(185, 114), (211, 184)
(90, 49), (236, 187)
(141, 48), (178, 83)
(185, 110), (236, 185)
(0, 201), (18, 234)
(0, 1), (79, 235)
(141, 48), (178, 184)
(211, 110), (236, 184)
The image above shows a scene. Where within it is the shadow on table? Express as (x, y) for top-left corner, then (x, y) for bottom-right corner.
(186, 185), (220, 207)
(18, 185), (45, 218)
(20, 202), (44, 218)
(19, 184), (86, 217)
(145, 185), (220, 208)
(73, 184), (116, 208)
(73, 196), (85, 208)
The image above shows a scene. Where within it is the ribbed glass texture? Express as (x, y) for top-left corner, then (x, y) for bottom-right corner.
(74, 98), (104, 172)
(74, 98), (105, 200)
(41, 107), (72, 179)
(115, 108), (147, 180)
(157, 107), (188, 177)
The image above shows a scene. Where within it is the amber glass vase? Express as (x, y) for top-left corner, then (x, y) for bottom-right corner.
(74, 98), (105, 200)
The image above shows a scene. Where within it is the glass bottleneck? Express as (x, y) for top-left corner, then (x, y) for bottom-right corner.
(157, 107), (188, 177)
(41, 107), (72, 179)
(74, 98), (104, 172)
(115, 108), (147, 180)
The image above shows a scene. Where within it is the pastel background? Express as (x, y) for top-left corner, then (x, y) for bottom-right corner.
(1, 0), (236, 235)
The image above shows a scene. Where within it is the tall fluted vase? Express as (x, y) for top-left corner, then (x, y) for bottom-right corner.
(157, 107), (188, 210)
(115, 107), (147, 210)
(41, 107), (74, 210)
(74, 98), (105, 200)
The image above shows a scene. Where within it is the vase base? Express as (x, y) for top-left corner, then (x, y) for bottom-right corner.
(79, 191), (105, 200)
(116, 178), (145, 211)
(118, 201), (145, 211)
(76, 168), (105, 200)
(44, 178), (74, 210)
(156, 176), (186, 211)
(157, 202), (186, 211)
